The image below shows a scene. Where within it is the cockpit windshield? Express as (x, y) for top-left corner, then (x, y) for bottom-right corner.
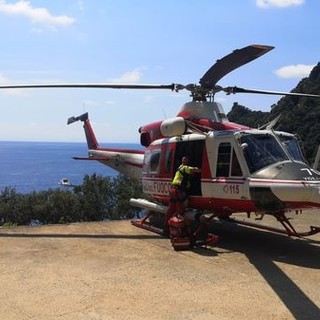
(277, 134), (305, 162)
(240, 133), (289, 173)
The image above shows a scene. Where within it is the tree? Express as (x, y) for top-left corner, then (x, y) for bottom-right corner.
(227, 102), (269, 128)
(0, 187), (26, 225)
(74, 173), (114, 221)
(111, 174), (144, 220)
(0, 173), (146, 226)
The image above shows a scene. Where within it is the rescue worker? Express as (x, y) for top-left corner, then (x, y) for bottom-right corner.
(166, 156), (201, 221)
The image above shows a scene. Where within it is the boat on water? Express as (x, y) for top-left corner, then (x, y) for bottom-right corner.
(59, 178), (72, 187)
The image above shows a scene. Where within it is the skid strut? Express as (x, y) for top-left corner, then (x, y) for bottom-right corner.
(131, 211), (164, 235)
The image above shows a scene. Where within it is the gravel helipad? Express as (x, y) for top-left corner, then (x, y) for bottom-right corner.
(0, 211), (319, 320)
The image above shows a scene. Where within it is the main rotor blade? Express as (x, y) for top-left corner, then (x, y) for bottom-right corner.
(0, 83), (175, 90)
(200, 44), (274, 88)
(223, 86), (320, 98)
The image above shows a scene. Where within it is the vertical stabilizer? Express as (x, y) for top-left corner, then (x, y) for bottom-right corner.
(67, 112), (99, 150)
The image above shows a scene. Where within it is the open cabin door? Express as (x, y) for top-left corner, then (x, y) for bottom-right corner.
(172, 140), (204, 196)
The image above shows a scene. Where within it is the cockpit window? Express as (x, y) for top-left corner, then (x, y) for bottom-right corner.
(278, 135), (304, 162)
(240, 133), (288, 173)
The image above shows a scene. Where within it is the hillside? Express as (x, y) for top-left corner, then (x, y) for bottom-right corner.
(227, 62), (320, 164)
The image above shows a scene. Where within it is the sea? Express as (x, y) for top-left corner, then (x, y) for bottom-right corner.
(0, 141), (142, 194)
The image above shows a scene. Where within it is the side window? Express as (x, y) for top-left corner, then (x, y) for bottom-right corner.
(142, 152), (150, 174)
(150, 150), (161, 173)
(143, 149), (161, 174)
(216, 143), (231, 177)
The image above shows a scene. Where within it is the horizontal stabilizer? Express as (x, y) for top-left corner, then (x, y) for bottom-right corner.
(73, 157), (96, 160)
(73, 156), (110, 161)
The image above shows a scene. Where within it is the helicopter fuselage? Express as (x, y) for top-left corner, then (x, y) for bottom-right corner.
(76, 109), (320, 218)
(140, 128), (320, 216)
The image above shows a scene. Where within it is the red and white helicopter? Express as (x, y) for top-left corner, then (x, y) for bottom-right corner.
(1, 44), (320, 249)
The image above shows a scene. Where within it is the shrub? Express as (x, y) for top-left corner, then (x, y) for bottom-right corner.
(0, 174), (144, 226)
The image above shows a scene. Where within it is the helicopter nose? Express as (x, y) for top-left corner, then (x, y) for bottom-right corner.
(250, 180), (320, 212)
(252, 161), (320, 181)
(250, 162), (320, 211)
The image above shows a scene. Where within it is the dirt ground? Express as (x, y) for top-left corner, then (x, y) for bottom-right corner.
(0, 211), (319, 320)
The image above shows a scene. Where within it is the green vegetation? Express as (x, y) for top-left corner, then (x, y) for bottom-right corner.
(0, 173), (144, 226)
(227, 102), (269, 129)
(228, 62), (320, 164)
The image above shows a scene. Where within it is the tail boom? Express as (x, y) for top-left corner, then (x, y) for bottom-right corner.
(88, 148), (144, 180)
(68, 113), (144, 179)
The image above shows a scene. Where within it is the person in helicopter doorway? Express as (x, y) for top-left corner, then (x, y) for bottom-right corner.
(166, 155), (201, 225)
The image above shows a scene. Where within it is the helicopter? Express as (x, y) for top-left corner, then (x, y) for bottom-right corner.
(1, 44), (320, 250)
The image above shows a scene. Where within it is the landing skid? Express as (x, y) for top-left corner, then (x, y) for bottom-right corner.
(132, 216), (319, 239)
(224, 213), (320, 238)
(131, 211), (320, 250)
(131, 214), (164, 236)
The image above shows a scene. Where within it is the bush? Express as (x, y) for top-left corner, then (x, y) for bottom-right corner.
(0, 174), (144, 226)
(111, 174), (143, 220)
(74, 173), (114, 221)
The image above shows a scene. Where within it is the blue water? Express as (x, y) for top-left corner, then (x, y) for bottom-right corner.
(0, 141), (142, 193)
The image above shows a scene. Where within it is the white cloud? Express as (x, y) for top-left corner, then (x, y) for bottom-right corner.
(110, 69), (143, 83)
(256, 0), (304, 8)
(275, 64), (314, 78)
(0, 1), (76, 27)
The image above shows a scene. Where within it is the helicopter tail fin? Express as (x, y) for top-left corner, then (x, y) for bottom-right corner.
(67, 112), (99, 150)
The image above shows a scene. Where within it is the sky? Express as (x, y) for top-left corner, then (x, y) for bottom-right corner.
(0, 0), (319, 143)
